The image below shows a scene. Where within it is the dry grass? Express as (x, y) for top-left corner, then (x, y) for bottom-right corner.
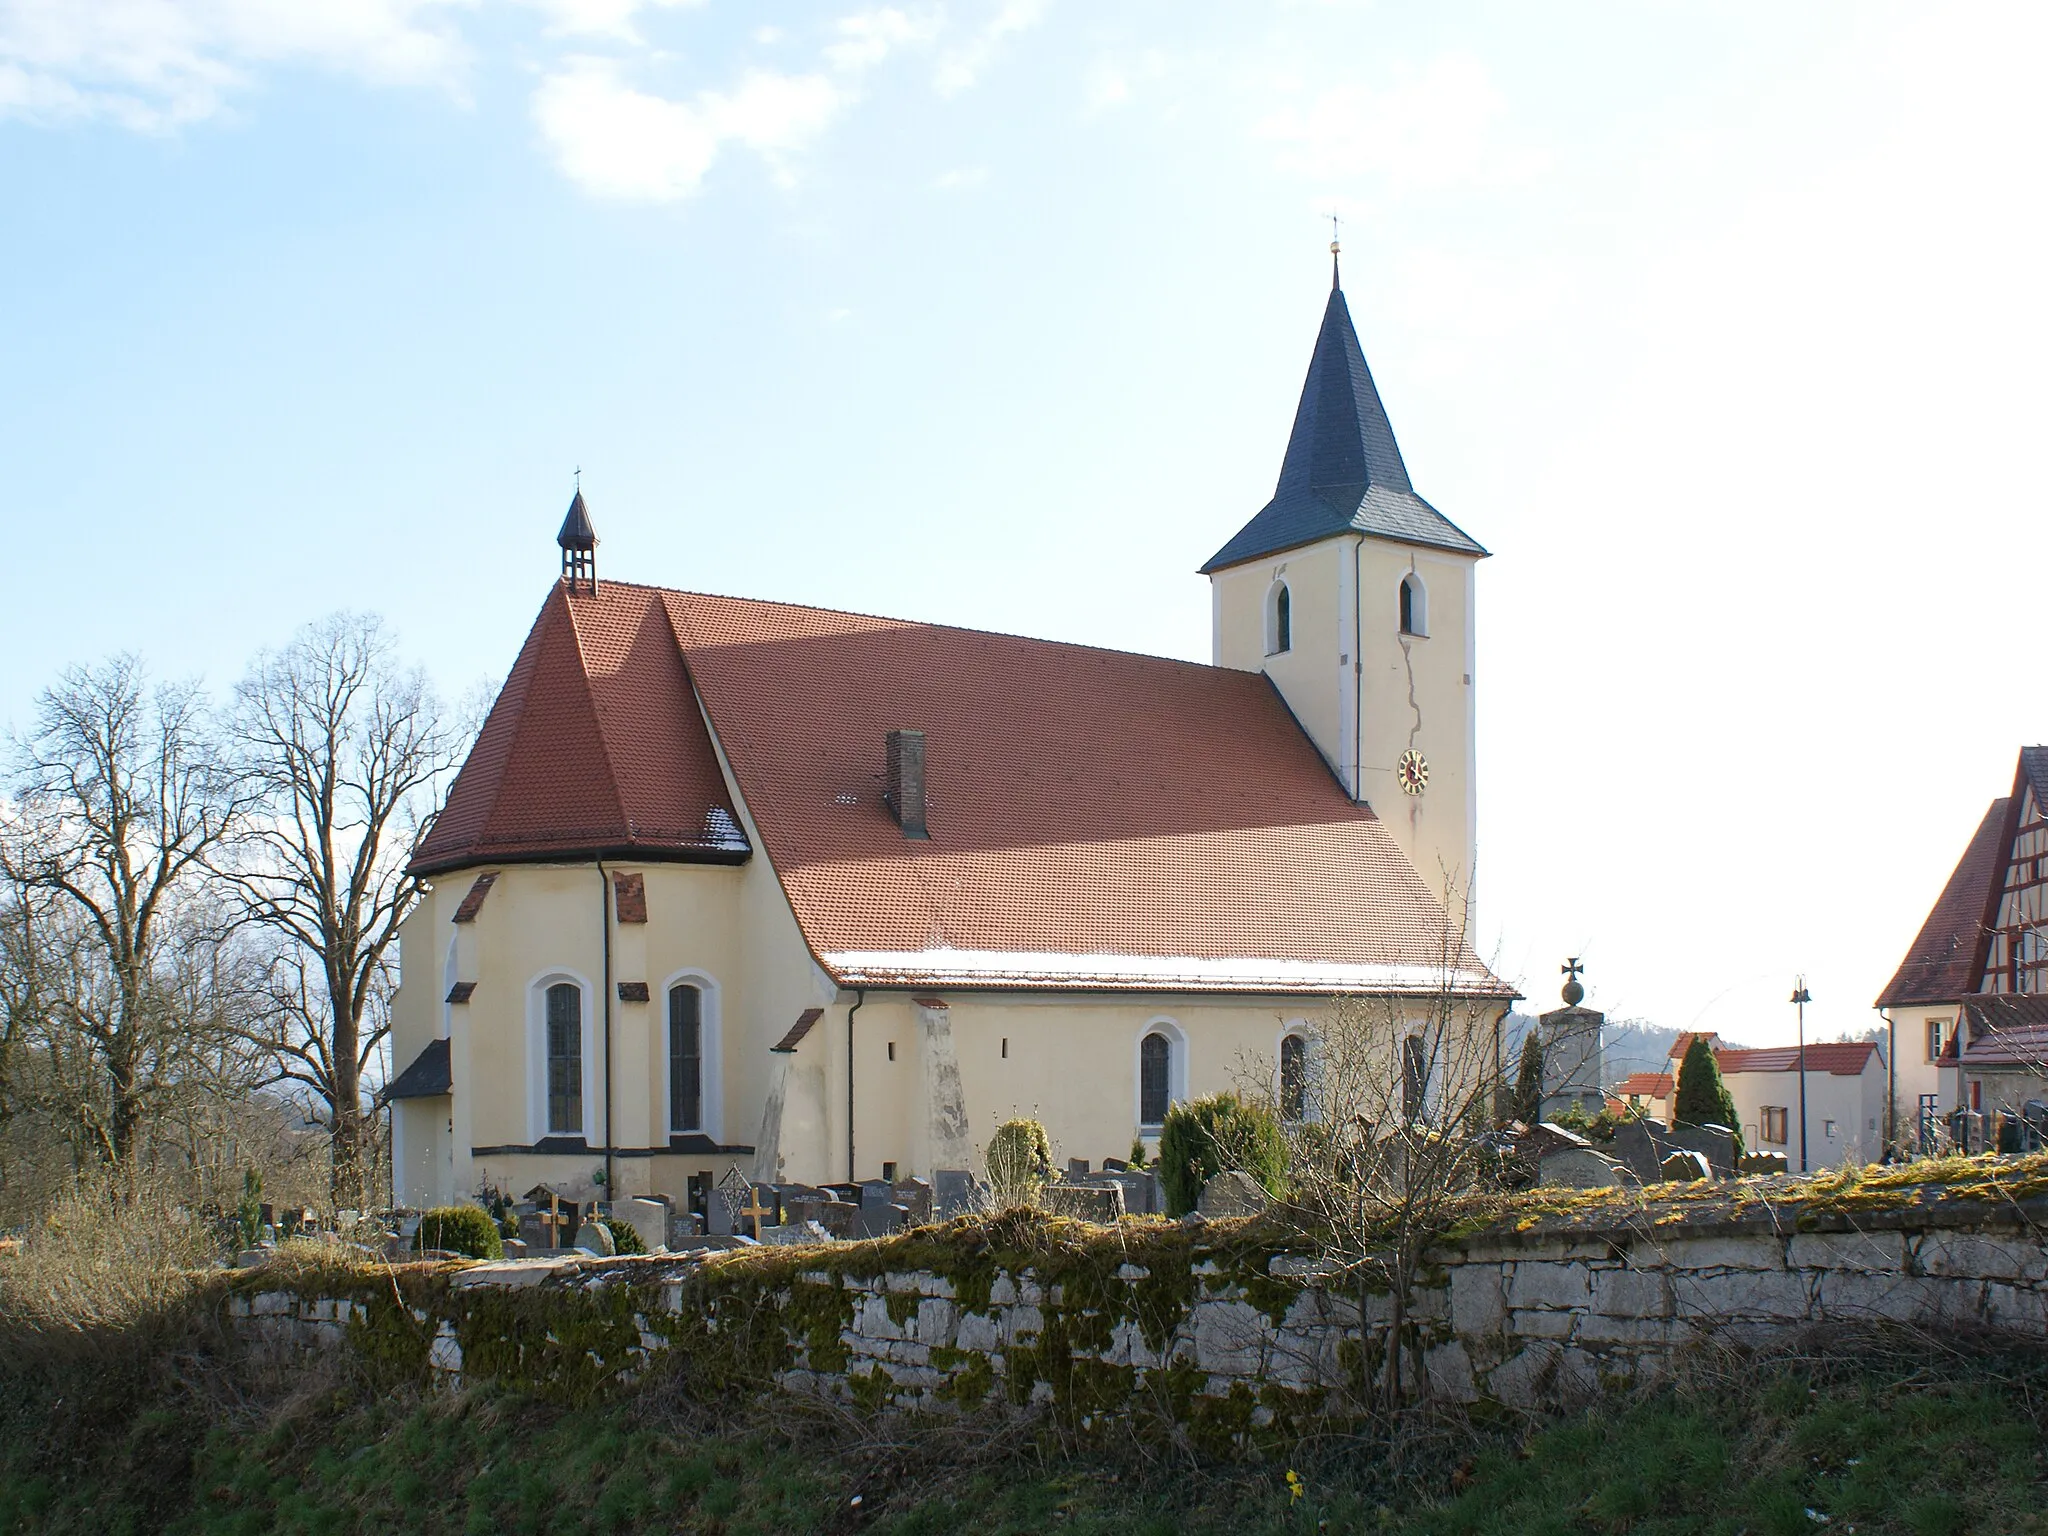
(0, 1169), (215, 1345)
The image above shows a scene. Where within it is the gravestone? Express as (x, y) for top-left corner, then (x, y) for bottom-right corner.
(784, 1197), (861, 1239)
(892, 1177), (934, 1227)
(1736, 1152), (1789, 1176)
(517, 1212), (554, 1251)
(933, 1169), (980, 1219)
(572, 1219), (616, 1256)
(1093, 1170), (1157, 1216)
(1659, 1149), (1713, 1182)
(1042, 1182), (1127, 1223)
(858, 1181), (907, 1237)
(1670, 1124), (1736, 1177)
(665, 1207), (703, 1247)
(759, 1220), (833, 1247)
(1102, 1157), (1128, 1172)
(1536, 1147), (1626, 1189)
(1067, 1159), (1091, 1178)
(618, 1196), (670, 1254)
(1612, 1121), (1734, 1184)
(1196, 1169), (1273, 1219)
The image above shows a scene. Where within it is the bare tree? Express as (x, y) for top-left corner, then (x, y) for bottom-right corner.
(224, 613), (458, 1207)
(1244, 888), (1511, 1410)
(0, 657), (246, 1167)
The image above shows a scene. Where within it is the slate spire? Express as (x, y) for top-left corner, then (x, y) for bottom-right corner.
(557, 486), (598, 591)
(1273, 265), (1414, 508)
(1201, 257), (1483, 573)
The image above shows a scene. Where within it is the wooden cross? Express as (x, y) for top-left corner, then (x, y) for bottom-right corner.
(739, 1187), (772, 1241)
(1562, 957), (1584, 982)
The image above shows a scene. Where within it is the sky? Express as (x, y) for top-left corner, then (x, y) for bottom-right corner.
(2, 1), (2044, 1050)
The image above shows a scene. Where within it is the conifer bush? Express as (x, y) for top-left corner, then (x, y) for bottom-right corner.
(984, 1118), (1054, 1208)
(416, 1205), (504, 1260)
(1673, 1036), (1746, 1155)
(598, 1217), (647, 1255)
(1157, 1092), (1288, 1217)
(1511, 1032), (1546, 1126)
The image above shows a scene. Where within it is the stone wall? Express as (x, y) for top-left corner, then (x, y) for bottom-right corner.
(223, 1174), (2048, 1433)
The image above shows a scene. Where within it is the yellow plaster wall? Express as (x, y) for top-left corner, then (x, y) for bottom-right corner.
(1210, 534), (1480, 913)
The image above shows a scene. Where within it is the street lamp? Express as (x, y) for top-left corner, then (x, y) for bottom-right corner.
(1790, 978), (1812, 1173)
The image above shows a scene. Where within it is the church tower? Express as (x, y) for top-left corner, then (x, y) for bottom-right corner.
(1204, 248), (1487, 916)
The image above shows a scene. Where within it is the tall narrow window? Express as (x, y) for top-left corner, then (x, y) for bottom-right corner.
(1280, 1034), (1308, 1121)
(1401, 1034), (1428, 1121)
(1398, 572), (1428, 636)
(1265, 580), (1292, 655)
(669, 983), (703, 1132)
(545, 982), (582, 1135)
(1140, 1031), (1172, 1126)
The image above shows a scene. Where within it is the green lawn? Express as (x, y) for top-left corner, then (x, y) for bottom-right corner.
(2, 1345), (2043, 1534)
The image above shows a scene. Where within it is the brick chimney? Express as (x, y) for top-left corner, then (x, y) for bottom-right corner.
(885, 729), (928, 840)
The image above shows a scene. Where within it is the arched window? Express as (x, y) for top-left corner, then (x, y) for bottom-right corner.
(669, 982), (704, 1132)
(1265, 580), (1292, 656)
(1280, 1033), (1308, 1122)
(1399, 572), (1428, 637)
(1140, 1032), (1172, 1126)
(545, 982), (583, 1135)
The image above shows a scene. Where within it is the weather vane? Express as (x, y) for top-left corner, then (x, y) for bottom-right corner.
(1329, 212), (1340, 255)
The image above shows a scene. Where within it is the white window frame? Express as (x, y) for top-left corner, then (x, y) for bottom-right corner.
(1135, 1016), (1189, 1132)
(1399, 570), (1429, 638)
(527, 968), (597, 1143)
(1264, 578), (1293, 656)
(659, 967), (723, 1142)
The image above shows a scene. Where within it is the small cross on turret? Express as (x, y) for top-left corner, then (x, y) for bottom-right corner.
(557, 477), (598, 592)
(1561, 957), (1585, 1007)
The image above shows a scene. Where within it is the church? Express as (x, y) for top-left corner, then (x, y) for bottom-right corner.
(386, 252), (1514, 1215)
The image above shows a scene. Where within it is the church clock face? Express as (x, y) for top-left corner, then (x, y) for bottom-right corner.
(1397, 749), (1430, 796)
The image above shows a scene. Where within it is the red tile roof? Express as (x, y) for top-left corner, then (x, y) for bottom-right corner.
(1713, 1042), (1881, 1077)
(1875, 799), (2009, 1008)
(1957, 994), (2048, 1068)
(413, 584), (748, 874)
(1615, 1072), (1673, 1098)
(416, 580), (1510, 998)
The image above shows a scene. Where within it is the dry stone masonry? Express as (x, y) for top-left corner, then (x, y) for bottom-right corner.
(225, 1171), (2048, 1429)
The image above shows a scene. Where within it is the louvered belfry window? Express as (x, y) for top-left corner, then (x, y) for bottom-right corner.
(546, 982), (582, 1135)
(669, 983), (703, 1132)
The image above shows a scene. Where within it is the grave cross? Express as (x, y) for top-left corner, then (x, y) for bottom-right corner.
(1562, 958), (1584, 982)
(739, 1187), (772, 1241)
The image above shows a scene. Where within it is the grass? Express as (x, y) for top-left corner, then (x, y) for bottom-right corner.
(0, 1330), (2043, 1534)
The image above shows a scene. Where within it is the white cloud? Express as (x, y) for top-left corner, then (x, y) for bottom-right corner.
(0, 0), (470, 129)
(825, 7), (937, 73)
(532, 54), (842, 201)
(934, 0), (1044, 98)
(519, 0), (701, 44)
(1258, 53), (1548, 193)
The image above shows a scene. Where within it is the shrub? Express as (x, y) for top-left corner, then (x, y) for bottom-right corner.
(236, 1166), (263, 1249)
(1674, 1037), (1746, 1155)
(985, 1119), (1054, 1208)
(1511, 1032), (1545, 1126)
(416, 1205), (503, 1260)
(0, 1170), (214, 1345)
(598, 1217), (646, 1255)
(1156, 1092), (1288, 1218)
(1127, 1137), (1149, 1170)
